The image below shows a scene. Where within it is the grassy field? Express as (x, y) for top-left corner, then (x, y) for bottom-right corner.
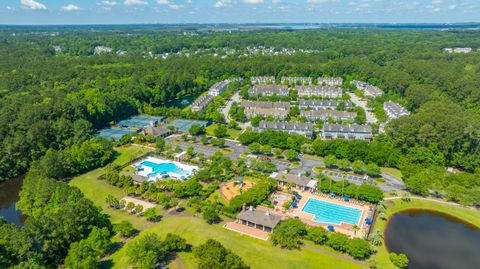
(69, 145), (155, 230)
(373, 198), (480, 269)
(108, 217), (366, 269)
(206, 123), (242, 139)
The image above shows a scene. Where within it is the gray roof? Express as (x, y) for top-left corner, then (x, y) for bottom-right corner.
(300, 110), (357, 120)
(191, 94), (214, 110)
(249, 85), (289, 96)
(124, 172), (148, 184)
(237, 208), (282, 228)
(245, 108), (289, 117)
(241, 101), (290, 110)
(259, 121), (313, 131)
(296, 85), (342, 95)
(323, 124), (371, 133)
(383, 101), (409, 118)
(275, 172), (315, 188)
(299, 99), (352, 108)
(142, 126), (172, 137)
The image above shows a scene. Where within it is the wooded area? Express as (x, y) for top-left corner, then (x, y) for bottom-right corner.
(0, 28), (479, 203)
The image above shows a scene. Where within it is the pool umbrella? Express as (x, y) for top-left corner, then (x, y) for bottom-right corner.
(343, 195), (350, 201)
(291, 201), (298, 208)
(328, 225), (335, 231)
(365, 218), (372, 224)
(295, 193), (302, 200)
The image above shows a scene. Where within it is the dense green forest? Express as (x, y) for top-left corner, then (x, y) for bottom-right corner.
(0, 28), (479, 204)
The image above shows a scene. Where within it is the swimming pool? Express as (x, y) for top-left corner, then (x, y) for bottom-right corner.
(301, 198), (362, 226)
(136, 157), (198, 181)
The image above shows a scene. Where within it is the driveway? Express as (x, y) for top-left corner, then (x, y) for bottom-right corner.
(221, 90), (241, 123)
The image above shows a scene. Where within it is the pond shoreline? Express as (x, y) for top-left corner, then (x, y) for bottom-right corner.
(372, 197), (480, 269)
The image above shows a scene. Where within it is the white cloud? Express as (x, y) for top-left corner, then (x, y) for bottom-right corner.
(98, 1), (118, 6)
(242, 0), (264, 4)
(124, 0), (148, 6)
(272, 0), (281, 3)
(21, 0), (47, 10)
(214, 0), (232, 8)
(448, 4), (456, 10)
(6, 6), (16, 10)
(307, 0), (338, 3)
(431, 0), (442, 4)
(156, 0), (183, 9)
(62, 4), (82, 11)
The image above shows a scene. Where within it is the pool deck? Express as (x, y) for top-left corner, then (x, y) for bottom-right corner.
(135, 156), (199, 181)
(275, 191), (372, 238)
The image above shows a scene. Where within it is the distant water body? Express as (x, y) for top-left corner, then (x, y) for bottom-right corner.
(0, 176), (25, 225)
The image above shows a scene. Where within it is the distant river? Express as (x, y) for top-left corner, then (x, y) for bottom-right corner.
(385, 209), (480, 269)
(0, 176), (25, 225)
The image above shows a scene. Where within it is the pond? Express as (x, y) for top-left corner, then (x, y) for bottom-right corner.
(0, 176), (25, 225)
(385, 209), (480, 269)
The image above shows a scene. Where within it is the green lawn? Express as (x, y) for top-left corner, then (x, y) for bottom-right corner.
(205, 123), (242, 139)
(69, 145), (155, 230)
(108, 217), (366, 269)
(373, 198), (480, 269)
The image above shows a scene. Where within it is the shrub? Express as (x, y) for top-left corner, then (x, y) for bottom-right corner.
(389, 253), (409, 268)
(346, 238), (371, 259)
(327, 233), (349, 252)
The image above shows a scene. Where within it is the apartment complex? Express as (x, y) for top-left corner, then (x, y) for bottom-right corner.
(258, 120), (314, 137)
(281, 76), (312, 85)
(249, 85), (289, 97)
(300, 110), (357, 122)
(383, 101), (410, 121)
(320, 124), (372, 141)
(296, 85), (343, 98)
(318, 77), (343, 86)
(298, 99), (353, 110)
(250, 76), (276, 85)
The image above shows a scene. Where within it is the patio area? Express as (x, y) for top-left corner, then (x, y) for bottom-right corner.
(224, 221), (270, 240)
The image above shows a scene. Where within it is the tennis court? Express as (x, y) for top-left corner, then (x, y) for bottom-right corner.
(117, 115), (166, 128)
(166, 119), (210, 133)
(97, 128), (139, 141)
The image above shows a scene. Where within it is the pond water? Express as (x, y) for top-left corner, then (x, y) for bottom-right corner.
(0, 176), (25, 225)
(385, 209), (480, 269)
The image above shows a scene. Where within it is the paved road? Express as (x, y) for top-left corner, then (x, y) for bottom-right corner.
(348, 92), (378, 124)
(220, 91), (241, 122)
(291, 156), (325, 175)
(380, 172), (405, 192)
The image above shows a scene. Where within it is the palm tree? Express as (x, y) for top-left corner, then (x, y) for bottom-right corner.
(352, 225), (359, 236)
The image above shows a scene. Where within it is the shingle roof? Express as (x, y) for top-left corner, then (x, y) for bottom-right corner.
(274, 172), (315, 187)
(323, 124), (371, 133)
(259, 121), (313, 131)
(237, 208), (282, 228)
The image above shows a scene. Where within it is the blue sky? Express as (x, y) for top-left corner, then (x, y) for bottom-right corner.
(0, 0), (479, 25)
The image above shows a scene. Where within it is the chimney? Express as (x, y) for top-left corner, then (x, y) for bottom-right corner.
(249, 206), (253, 211)
(266, 211), (270, 216)
(242, 203), (246, 212)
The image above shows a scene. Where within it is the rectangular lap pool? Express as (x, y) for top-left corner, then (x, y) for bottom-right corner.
(301, 198), (362, 226)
